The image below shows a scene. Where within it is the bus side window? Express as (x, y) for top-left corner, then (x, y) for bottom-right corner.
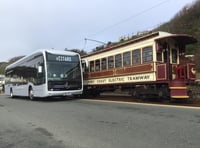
(37, 62), (45, 84)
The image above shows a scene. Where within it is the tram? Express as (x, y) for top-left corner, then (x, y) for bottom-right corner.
(82, 31), (198, 100)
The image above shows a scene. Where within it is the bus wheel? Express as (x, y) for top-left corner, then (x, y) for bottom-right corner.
(10, 88), (14, 98)
(29, 87), (34, 100)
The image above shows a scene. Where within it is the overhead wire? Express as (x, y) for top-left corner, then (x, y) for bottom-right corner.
(89, 0), (170, 37)
(82, 0), (170, 50)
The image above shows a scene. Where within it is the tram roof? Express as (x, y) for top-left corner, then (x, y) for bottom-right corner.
(82, 31), (197, 58)
(155, 33), (197, 44)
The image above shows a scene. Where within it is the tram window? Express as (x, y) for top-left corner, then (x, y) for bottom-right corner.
(132, 49), (141, 65)
(123, 52), (131, 66)
(157, 51), (162, 62)
(163, 49), (168, 63)
(95, 59), (100, 71)
(108, 56), (114, 69)
(172, 49), (177, 63)
(142, 46), (153, 63)
(101, 58), (107, 70)
(115, 54), (122, 68)
(90, 61), (94, 72)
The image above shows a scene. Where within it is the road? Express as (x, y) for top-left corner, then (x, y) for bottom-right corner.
(0, 94), (200, 148)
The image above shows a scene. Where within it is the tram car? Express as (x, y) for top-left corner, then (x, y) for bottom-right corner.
(81, 31), (198, 100)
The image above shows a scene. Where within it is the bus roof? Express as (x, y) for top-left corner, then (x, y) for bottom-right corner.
(6, 49), (79, 70)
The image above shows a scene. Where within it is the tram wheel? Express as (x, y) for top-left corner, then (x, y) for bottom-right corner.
(131, 90), (138, 98)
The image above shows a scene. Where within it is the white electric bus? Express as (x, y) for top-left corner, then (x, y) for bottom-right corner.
(4, 49), (83, 99)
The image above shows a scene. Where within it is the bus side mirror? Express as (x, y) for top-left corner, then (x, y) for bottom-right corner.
(81, 59), (88, 73)
(38, 66), (43, 73)
(82, 59), (88, 67)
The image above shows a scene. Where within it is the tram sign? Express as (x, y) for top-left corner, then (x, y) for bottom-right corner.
(84, 73), (155, 85)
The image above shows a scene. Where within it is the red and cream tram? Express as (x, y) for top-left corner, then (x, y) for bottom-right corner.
(82, 31), (197, 100)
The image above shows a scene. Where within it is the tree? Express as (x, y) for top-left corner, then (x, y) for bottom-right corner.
(65, 48), (87, 56)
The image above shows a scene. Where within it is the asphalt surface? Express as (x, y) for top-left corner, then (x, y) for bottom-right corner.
(0, 94), (200, 148)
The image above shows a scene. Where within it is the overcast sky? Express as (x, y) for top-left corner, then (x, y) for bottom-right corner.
(0, 0), (195, 62)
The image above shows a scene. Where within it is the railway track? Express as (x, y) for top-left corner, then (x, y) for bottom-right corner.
(83, 93), (200, 107)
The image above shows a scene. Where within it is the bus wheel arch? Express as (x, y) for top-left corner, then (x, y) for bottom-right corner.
(28, 86), (34, 100)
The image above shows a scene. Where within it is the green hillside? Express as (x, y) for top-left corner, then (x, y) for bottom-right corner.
(0, 56), (24, 75)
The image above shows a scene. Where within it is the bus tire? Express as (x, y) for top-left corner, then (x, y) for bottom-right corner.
(29, 87), (34, 100)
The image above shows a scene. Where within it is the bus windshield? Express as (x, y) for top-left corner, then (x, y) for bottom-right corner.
(46, 52), (82, 91)
(46, 52), (81, 81)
